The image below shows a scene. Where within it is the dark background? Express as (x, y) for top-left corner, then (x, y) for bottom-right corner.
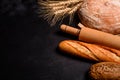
(1, 0), (94, 80)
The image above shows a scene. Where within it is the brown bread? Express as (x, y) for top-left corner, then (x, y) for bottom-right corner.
(89, 62), (120, 80)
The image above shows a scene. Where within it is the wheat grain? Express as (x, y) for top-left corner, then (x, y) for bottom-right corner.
(38, 0), (84, 26)
(47, 0), (81, 7)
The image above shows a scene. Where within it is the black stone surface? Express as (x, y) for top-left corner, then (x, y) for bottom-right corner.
(1, 0), (94, 80)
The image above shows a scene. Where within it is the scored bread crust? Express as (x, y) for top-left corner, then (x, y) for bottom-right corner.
(89, 62), (120, 80)
(59, 40), (120, 63)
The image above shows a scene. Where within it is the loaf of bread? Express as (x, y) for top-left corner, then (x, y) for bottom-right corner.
(59, 40), (120, 63)
(78, 0), (120, 34)
(89, 62), (120, 80)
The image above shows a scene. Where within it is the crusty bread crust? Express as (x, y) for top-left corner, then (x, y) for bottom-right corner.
(89, 62), (120, 80)
(59, 40), (120, 63)
(78, 0), (120, 34)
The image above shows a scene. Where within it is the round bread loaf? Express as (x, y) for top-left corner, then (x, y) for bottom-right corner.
(78, 0), (120, 34)
(89, 62), (120, 80)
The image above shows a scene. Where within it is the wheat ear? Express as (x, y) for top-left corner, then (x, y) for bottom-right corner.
(38, 0), (84, 26)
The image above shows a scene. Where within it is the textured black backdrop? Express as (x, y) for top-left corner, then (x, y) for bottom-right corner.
(1, 0), (94, 80)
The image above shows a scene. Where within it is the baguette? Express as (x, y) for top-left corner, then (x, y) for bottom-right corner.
(59, 40), (120, 63)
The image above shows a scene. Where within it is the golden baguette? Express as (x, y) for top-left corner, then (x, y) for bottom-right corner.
(59, 40), (120, 63)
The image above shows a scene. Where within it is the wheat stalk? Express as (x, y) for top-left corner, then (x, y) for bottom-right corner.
(39, 0), (81, 7)
(38, 0), (84, 26)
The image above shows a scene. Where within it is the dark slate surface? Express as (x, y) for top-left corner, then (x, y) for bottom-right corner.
(1, 0), (94, 80)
